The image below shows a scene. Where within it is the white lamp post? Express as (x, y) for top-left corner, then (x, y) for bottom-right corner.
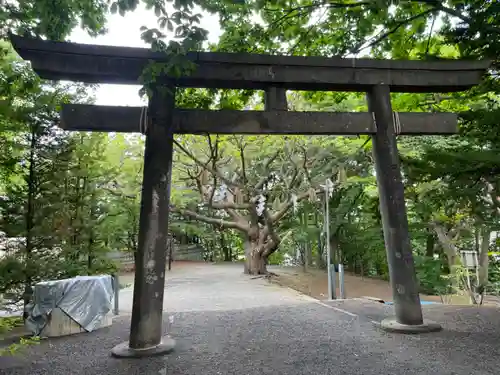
(320, 178), (335, 300)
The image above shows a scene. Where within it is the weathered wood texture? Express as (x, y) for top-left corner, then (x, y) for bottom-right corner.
(61, 104), (458, 135)
(36, 308), (113, 338)
(10, 35), (490, 92)
(265, 87), (288, 110)
(368, 85), (424, 326)
(128, 87), (175, 350)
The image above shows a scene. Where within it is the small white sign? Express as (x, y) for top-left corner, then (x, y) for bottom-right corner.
(460, 251), (478, 268)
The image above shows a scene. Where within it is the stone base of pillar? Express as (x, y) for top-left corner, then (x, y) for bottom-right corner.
(375, 318), (442, 334)
(110, 336), (176, 358)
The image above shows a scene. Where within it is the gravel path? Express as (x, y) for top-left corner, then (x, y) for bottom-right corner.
(1, 263), (499, 375)
(118, 263), (314, 314)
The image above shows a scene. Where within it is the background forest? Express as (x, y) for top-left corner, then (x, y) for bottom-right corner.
(1, 0), (500, 328)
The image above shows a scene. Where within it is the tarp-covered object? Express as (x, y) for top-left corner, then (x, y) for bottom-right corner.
(25, 275), (114, 335)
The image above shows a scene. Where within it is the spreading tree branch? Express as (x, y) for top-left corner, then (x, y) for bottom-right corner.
(266, 0), (500, 57)
(175, 136), (250, 222)
(206, 134), (219, 207)
(261, 207), (280, 256)
(234, 136), (248, 186)
(173, 138), (243, 189)
(271, 189), (323, 223)
(351, 8), (436, 54)
(255, 150), (281, 191)
(300, 145), (312, 185)
(186, 160), (251, 210)
(170, 205), (249, 231)
(411, 0), (500, 34)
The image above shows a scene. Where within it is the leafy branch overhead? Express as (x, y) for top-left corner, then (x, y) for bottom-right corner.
(209, 0), (499, 60)
(108, 0), (209, 97)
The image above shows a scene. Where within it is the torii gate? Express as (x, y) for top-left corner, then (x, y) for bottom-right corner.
(10, 34), (489, 357)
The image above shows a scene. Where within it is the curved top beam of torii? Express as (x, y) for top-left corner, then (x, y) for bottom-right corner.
(9, 34), (490, 93)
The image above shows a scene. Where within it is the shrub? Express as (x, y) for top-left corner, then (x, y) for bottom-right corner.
(414, 255), (452, 295)
(0, 316), (40, 356)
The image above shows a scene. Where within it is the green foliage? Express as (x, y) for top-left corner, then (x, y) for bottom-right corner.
(0, 34), (129, 308)
(486, 256), (500, 294)
(0, 316), (40, 356)
(0, 335), (40, 356)
(267, 251), (284, 266)
(489, 256), (500, 282)
(414, 256), (452, 296)
(0, 316), (23, 334)
(0, 254), (25, 295)
(1, 0), (109, 39)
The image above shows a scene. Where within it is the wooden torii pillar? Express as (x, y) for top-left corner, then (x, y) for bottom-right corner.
(9, 34), (490, 356)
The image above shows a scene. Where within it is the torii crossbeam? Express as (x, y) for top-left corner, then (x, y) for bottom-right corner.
(9, 34), (490, 357)
(61, 104), (458, 135)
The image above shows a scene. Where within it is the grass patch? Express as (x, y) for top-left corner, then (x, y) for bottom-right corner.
(0, 316), (23, 334)
(0, 316), (40, 356)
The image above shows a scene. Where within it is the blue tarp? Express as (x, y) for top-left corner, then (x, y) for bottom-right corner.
(25, 275), (114, 335)
(384, 300), (440, 305)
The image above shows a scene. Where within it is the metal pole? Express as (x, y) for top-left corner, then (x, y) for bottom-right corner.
(474, 252), (480, 286)
(330, 264), (337, 300)
(113, 275), (119, 315)
(325, 183), (334, 300)
(168, 237), (173, 271)
(338, 264), (345, 299)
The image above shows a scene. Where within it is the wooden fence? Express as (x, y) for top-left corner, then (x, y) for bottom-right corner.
(108, 243), (204, 271)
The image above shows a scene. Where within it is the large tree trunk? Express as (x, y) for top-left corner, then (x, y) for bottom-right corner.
(330, 236), (340, 265)
(478, 228), (491, 289)
(316, 232), (326, 269)
(248, 251), (267, 275)
(244, 240), (268, 275)
(432, 223), (460, 269)
(24, 125), (37, 320)
(221, 232), (231, 261)
(301, 243), (308, 272)
(425, 230), (435, 257)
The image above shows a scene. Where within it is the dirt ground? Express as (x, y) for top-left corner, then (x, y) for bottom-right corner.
(269, 266), (474, 304)
(119, 261), (497, 306)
